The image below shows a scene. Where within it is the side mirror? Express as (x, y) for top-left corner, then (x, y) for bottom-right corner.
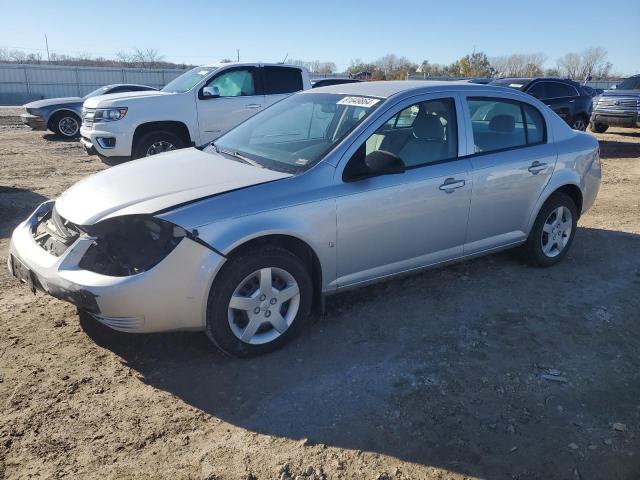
(202, 86), (220, 98)
(364, 150), (405, 176)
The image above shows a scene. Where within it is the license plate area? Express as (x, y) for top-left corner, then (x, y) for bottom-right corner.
(10, 254), (37, 294)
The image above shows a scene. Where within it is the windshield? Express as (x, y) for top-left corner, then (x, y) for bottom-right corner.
(206, 93), (382, 173)
(161, 66), (217, 93)
(84, 86), (111, 99)
(615, 76), (640, 90)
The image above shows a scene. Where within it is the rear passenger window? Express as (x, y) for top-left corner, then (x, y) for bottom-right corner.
(468, 98), (526, 153)
(263, 67), (303, 95)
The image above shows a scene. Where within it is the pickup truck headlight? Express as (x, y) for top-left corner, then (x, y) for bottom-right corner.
(93, 107), (127, 122)
(78, 215), (186, 276)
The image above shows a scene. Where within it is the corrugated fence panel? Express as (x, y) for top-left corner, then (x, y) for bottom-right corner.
(0, 63), (189, 105)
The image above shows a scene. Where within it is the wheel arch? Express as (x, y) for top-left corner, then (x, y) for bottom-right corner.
(47, 108), (81, 130)
(528, 182), (584, 235)
(132, 121), (193, 150)
(223, 233), (324, 313)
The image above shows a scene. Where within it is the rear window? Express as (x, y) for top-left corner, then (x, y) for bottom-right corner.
(616, 77), (640, 90)
(263, 67), (303, 95)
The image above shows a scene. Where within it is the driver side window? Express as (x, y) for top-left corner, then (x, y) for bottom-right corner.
(344, 98), (458, 181)
(207, 69), (256, 97)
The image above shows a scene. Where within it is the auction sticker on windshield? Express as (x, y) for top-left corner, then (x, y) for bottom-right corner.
(337, 96), (380, 108)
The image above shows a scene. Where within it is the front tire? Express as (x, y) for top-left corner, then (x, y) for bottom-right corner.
(50, 111), (80, 138)
(206, 247), (313, 357)
(521, 192), (578, 267)
(589, 122), (609, 133)
(132, 130), (185, 159)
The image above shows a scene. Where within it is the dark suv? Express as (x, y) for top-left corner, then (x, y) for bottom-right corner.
(491, 78), (593, 131)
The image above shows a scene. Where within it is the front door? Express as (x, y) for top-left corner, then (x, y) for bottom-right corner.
(196, 67), (264, 145)
(335, 96), (472, 288)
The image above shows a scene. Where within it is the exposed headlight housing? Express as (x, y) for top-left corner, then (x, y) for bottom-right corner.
(93, 107), (127, 122)
(79, 215), (186, 276)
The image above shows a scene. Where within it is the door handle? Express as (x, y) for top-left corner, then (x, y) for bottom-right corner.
(246, 104), (262, 109)
(568, 99), (575, 103)
(439, 178), (465, 193)
(528, 161), (548, 174)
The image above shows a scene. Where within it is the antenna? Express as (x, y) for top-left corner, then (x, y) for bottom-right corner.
(44, 34), (50, 62)
(282, 53), (288, 64)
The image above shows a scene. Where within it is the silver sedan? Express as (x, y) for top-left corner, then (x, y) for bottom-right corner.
(8, 81), (601, 356)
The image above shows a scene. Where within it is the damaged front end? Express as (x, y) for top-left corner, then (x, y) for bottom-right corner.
(79, 215), (188, 276)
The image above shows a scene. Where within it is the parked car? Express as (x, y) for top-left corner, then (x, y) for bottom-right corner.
(21, 84), (157, 138)
(590, 75), (640, 133)
(80, 63), (311, 161)
(491, 77), (593, 131)
(311, 78), (361, 88)
(9, 81), (600, 356)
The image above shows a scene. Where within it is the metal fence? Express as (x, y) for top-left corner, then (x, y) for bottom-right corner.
(0, 63), (188, 105)
(0, 64), (350, 105)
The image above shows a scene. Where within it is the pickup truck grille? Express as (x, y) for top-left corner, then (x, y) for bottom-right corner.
(595, 96), (639, 112)
(82, 107), (95, 128)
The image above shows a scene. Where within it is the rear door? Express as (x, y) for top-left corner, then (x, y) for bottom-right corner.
(462, 96), (556, 254)
(195, 66), (264, 144)
(261, 66), (304, 108)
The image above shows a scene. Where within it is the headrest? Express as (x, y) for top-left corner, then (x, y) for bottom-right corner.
(489, 115), (515, 133)
(412, 114), (444, 140)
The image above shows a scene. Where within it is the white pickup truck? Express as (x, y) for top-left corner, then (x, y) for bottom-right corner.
(80, 63), (311, 161)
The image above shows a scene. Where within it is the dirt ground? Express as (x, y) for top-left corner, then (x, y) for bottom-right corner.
(0, 107), (639, 480)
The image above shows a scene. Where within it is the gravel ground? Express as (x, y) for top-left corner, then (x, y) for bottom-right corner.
(1, 108), (639, 480)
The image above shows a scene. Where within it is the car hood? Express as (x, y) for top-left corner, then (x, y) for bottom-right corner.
(602, 90), (640, 96)
(83, 90), (171, 108)
(25, 97), (83, 109)
(55, 148), (292, 226)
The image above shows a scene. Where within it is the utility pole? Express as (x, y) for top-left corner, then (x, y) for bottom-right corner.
(44, 34), (50, 62)
(236, 49), (240, 62)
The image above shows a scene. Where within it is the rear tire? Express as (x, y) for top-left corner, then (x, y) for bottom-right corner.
(520, 192), (578, 267)
(589, 122), (608, 133)
(132, 130), (184, 159)
(50, 111), (80, 138)
(205, 247), (313, 357)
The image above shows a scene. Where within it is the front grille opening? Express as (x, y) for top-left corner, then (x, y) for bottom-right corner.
(33, 208), (81, 256)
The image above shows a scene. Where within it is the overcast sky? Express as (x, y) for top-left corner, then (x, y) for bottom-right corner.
(1, 0), (638, 74)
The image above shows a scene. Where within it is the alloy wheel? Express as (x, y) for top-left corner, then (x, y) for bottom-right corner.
(541, 206), (573, 258)
(572, 118), (587, 131)
(227, 267), (300, 345)
(59, 116), (79, 137)
(145, 141), (175, 156)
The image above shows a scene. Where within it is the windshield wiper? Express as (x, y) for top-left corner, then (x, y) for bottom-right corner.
(216, 146), (263, 168)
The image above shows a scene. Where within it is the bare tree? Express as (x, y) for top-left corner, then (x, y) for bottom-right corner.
(580, 47), (611, 78)
(491, 53), (546, 77)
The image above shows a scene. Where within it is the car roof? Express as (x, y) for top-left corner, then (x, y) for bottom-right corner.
(304, 80), (514, 99)
(104, 83), (155, 89)
(201, 62), (305, 70)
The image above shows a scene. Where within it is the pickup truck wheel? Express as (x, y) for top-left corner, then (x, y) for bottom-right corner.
(133, 131), (185, 159)
(50, 112), (80, 138)
(589, 122), (608, 133)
